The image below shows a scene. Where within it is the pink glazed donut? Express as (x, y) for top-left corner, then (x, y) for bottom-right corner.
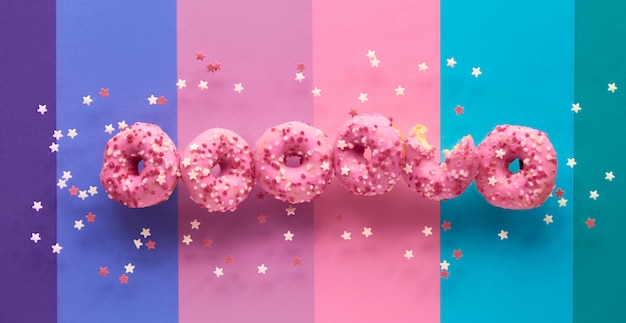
(475, 125), (557, 209)
(254, 121), (333, 203)
(333, 113), (403, 195)
(180, 128), (255, 212)
(100, 122), (180, 208)
(402, 125), (479, 200)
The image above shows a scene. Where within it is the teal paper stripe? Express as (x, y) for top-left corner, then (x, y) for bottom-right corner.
(56, 1), (178, 321)
(440, 1), (574, 322)
(573, 0), (626, 321)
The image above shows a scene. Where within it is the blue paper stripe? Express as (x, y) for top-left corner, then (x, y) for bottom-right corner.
(440, 1), (574, 322)
(56, 1), (178, 322)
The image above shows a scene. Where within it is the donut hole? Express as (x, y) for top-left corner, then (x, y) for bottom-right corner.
(285, 154), (303, 168)
(508, 158), (523, 174)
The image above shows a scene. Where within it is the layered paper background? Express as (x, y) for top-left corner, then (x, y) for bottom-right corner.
(1, 0), (624, 322)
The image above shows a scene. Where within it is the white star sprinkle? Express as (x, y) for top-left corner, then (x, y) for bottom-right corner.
(418, 62), (428, 71)
(104, 124), (115, 134)
(30, 233), (41, 243)
(341, 165), (350, 176)
(82, 95), (93, 106)
(88, 186), (98, 196)
(370, 57), (380, 67)
(213, 267), (224, 278)
(395, 85), (405, 96)
(605, 171), (615, 181)
(117, 120), (128, 129)
(189, 143), (199, 151)
(190, 219), (201, 229)
(498, 229), (508, 240)
(74, 220), (85, 230)
(51, 243), (63, 254)
(57, 179), (67, 189)
(337, 140), (348, 150)
(320, 161), (330, 172)
(62, 171), (72, 180)
(32, 201), (43, 212)
(311, 87), (321, 97)
(257, 264), (268, 274)
(589, 190), (599, 200)
(133, 239), (143, 249)
(77, 190), (88, 200)
(283, 231), (294, 241)
(53, 130), (63, 140)
(341, 231), (352, 240)
(422, 226), (433, 237)
(358, 93), (368, 103)
(404, 250), (414, 260)
(446, 57), (457, 68)
(176, 79), (187, 89)
(571, 103), (582, 113)
(198, 80), (208, 90)
(49, 142), (59, 153)
(471, 67), (482, 78)
(365, 50), (376, 59)
(440, 260), (450, 270)
(495, 148), (506, 159)
(488, 176), (498, 186)
(608, 83), (618, 93)
(67, 128), (78, 139)
(124, 263), (135, 273)
(286, 205), (296, 216)
(558, 198), (568, 207)
(147, 94), (158, 105)
(543, 214), (553, 225)
(566, 158), (577, 168)
(37, 104), (47, 115)
(295, 72), (305, 82)
(182, 235), (193, 245)
(403, 163), (413, 174)
(140, 228), (151, 238)
(234, 83), (244, 93)
(362, 227), (373, 238)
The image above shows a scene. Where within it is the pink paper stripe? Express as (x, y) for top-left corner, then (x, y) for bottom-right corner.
(312, 1), (441, 322)
(177, 0), (314, 322)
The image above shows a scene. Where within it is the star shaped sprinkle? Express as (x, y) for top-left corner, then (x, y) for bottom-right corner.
(52, 243), (62, 254)
(293, 257), (302, 266)
(566, 158), (577, 168)
(311, 87), (321, 96)
(182, 235), (193, 245)
(198, 80), (208, 90)
(605, 171), (615, 181)
(370, 57), (380, 67)
(88, 186), (98, 196)
(348, 108), (358, 117)
(403, 163), (413, 174)
(67, 128), (78, 139)
(82, 95), (93, 106)
(495, 148), (506, 159)
(488, 176), (498, 186)
(145, 240), (156, 250)
(440, 260), (450, 270)
(320, 161), (330, 172)
(341, 231), (352, 240)
(202, 237), (213, 248)
(441, 220), (451, 231)
(558, 198), (568, 207)
(608, 83), (617, 93)
(586, 218), (596, 228)
(335, 214), (343, 223)
(418, 62), (428, 71)
(30, 233), (41, 243)
(37, 104), (47, 115)
(441, 269), (450, 279)
(340, 165), (350, 176)
(498, 230), (508, 240)
(285, 205), (296, 216)
(571, 103), (582, 113)
(85, 212), (96, 222)
(257, 214), (268, 223)
(589, 190), (599, 200)
(156, 174), (166, 185)
(146, 94), (158, 105)
(284, 231), (294, 241)
(404, 250), (414, 260)
(543, 214), (553, 225)
(98, 267), (109, 277)
(140, 228), (151, 238)
(196, 51), (206, 61)
(295, 72), (305, 82)
(453, 105), (464, 115)
(206, 61), (221, 72)
(77, 190), (88, 200)
(124, 263), (135, 274)
(53, 130), (63, 140)
(57, 179), (67, 189)
(421, 226), (433, 237)
(176, 79), (187, 89)
(358, 93), (368, 103)
(395, 86), (405, 96)
(257, 264), (268, 274)
(133, 239), (143, 249)
(555, 188), (565, 198)
(233, 83), (244, 93)
(189, 143), (199, 151)
(225, 256), (235, 265)
(362, 227), (373, 238)
(453, 249), (463, 260)
(61, 171), (72, 180)
(366, 49), (376, 59)
(99, 88), (109, 98)
(337, 140), (348, 150)
(190, 219), (200, 229)
(68, 186), (79, 196)
(49, 142), (59, 153)
(296, 63), (306, 72)
(471, 67), (482, 78)
(446, 57), (457, 68)
(213, 267), (224, 278)
(119, 274), (129, 284)
(104, 124), (115, 134)
(117, 120), (128, 129)
(157, 96), (167, 106)
(74, 220), (85, 230)
(32, 201), (43, 212)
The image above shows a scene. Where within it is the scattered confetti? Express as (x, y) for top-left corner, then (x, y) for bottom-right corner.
(117, 120), (128, 129)
(555, 188), (565, 198)
(49, 142), (59, 153)
(88, 186), (98, 196)
(62, 171), (72, 180)
(53, 130), (63, 140)
(133, 239), (143, 249)
(157, 96), (167, 106)
(225, 256), (234, 265)
(77, 190), (88, 200)
(196, 51), (206, 61)
(206, 61), (221, 73)
(202, 237), (213, 248)
(334, 214), (343, 223)
(293, 257), (302, 266)
(257, 214), (268, 224)
(296, 63), (306, 72)
(68, 186), (79, 196)
(498, 230), (509, 240)
(348, 109), (358, 117)
(67, 128), (78, 139)
(57, 179), (67, 189)
(441, 269), (450, 279)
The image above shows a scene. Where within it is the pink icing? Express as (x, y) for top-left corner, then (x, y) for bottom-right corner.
(180, 128), (255, 212)
(100, 122), (180, 208)
(475, 124), (557, 209)
(254, 121), (333, 203)
(402, 125), (479, 200)
(333, 113), (403, 196)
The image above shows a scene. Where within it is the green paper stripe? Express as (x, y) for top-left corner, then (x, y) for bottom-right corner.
(574, 0), (626, 321)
